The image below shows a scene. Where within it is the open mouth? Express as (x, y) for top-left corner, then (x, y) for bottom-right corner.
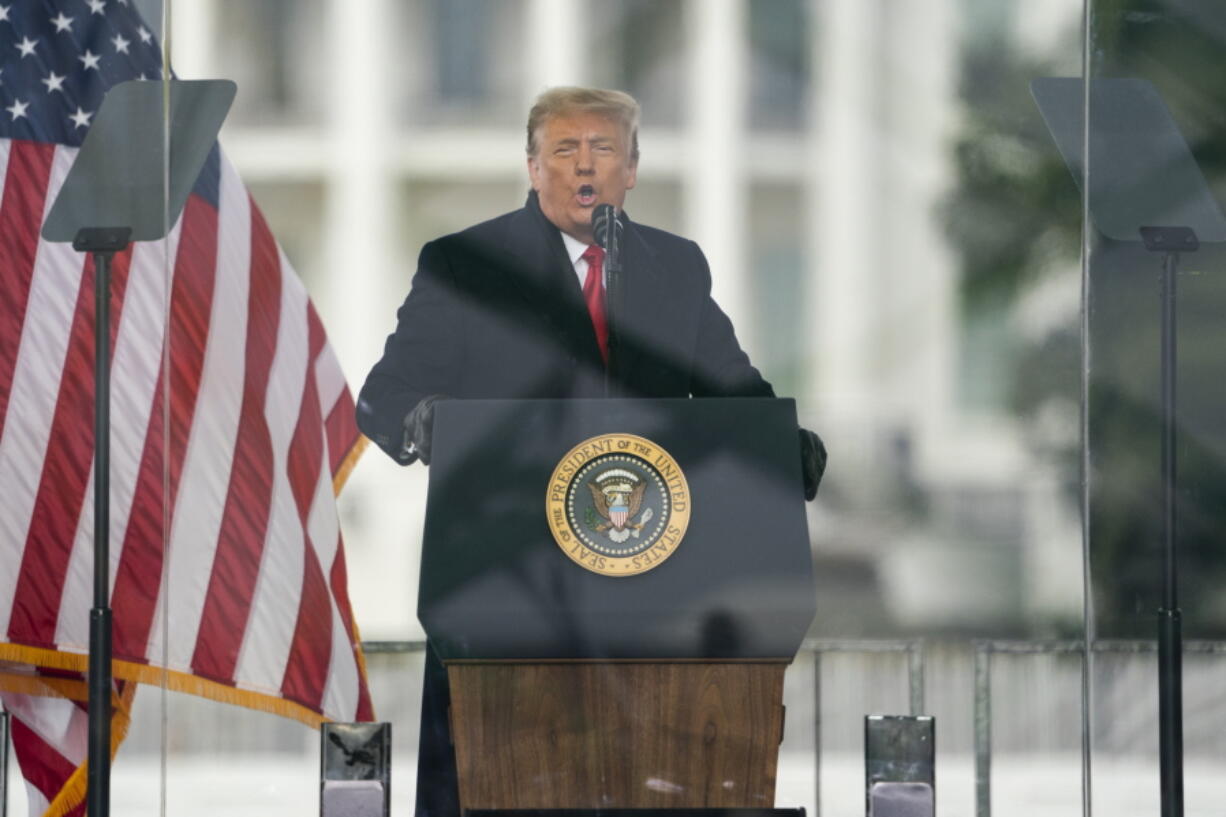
(576, 185), (597, 206)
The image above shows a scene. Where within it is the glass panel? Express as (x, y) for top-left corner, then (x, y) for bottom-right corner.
(1084, 1), (1226, 814)
(811, 2), (1085, 811)
(157, 0), (369, 812)
(106, 1), (1123, 816)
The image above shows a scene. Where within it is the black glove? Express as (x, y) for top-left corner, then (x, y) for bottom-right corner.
(799, 427), (827, 501)
(400, 395), (446, 465)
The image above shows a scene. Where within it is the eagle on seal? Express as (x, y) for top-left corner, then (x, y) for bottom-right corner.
(588, 480), (648, 543)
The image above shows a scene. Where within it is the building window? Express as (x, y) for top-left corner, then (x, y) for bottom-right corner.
(394, 0), (526, 126)
(214, 0), (327, 125)
(748, 0), (809, 131)
(589, 0), (685, 128)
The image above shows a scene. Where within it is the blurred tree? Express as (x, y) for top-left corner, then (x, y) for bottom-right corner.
(942, 37), (1080, 310)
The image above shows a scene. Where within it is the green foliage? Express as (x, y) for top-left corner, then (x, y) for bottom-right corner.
(941, 33), (1081, 312)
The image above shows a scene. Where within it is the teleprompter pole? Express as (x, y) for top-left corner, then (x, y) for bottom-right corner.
(74, 226), (132, 817)
(1158, 247), (1182, 817)
(1140, 225), (1197, 817)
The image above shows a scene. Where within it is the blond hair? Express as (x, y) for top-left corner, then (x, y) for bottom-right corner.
(526, 86), (640, 161)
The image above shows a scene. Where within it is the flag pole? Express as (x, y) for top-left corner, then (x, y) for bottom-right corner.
(74, 226), (131, 817)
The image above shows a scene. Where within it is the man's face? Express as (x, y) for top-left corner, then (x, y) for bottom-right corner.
(527, 111), (638, 244)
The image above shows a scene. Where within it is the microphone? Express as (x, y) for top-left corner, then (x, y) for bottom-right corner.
(592, 204), (622, 273)
(592, 204), (624, 394)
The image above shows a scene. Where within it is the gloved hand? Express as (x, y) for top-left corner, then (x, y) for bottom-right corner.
(799, 427), (827, 501)
(399, 395), (446, 465)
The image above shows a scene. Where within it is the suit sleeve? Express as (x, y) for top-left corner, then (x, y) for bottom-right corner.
(356, 240), (465, 462)
(685, 242), (775, 398)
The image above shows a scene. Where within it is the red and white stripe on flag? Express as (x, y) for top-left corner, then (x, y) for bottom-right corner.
(0, 138), (373, 813)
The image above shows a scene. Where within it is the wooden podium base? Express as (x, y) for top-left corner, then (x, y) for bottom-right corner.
(447, 662), (788, 811)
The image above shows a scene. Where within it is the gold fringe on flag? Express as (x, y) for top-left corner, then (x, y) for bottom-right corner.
(41, 682), (137, 817)
(0, 644), (330, 728)
(333, 434), (369, 495)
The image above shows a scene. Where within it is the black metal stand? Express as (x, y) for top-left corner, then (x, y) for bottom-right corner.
(1139, 225), (1197, 817)
(594, 206), (623, 398)
(73, 226), (131, 817)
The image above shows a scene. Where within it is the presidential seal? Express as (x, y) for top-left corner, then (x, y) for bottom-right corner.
(546, 433), (691, 577)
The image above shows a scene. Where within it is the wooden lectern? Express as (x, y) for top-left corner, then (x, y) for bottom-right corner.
(420, 398), (816, 812)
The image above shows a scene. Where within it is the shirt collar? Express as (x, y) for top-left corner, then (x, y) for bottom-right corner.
(559, 230), (590, 265)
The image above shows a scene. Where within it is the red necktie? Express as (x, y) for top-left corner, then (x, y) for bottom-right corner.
(581, 244), (608, 364)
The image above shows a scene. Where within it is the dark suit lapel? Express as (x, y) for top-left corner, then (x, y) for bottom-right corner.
(502, 195), (606, 368)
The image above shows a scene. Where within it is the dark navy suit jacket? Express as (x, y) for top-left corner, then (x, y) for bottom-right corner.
(356, 192), (772, 460)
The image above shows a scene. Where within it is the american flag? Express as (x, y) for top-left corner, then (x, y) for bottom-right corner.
(0, 2), (373, 814)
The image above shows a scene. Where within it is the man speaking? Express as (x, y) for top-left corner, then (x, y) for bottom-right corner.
(357, 86), (825, 815)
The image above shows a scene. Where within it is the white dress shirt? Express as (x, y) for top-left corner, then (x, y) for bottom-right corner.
(560, 230), (606, 288)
